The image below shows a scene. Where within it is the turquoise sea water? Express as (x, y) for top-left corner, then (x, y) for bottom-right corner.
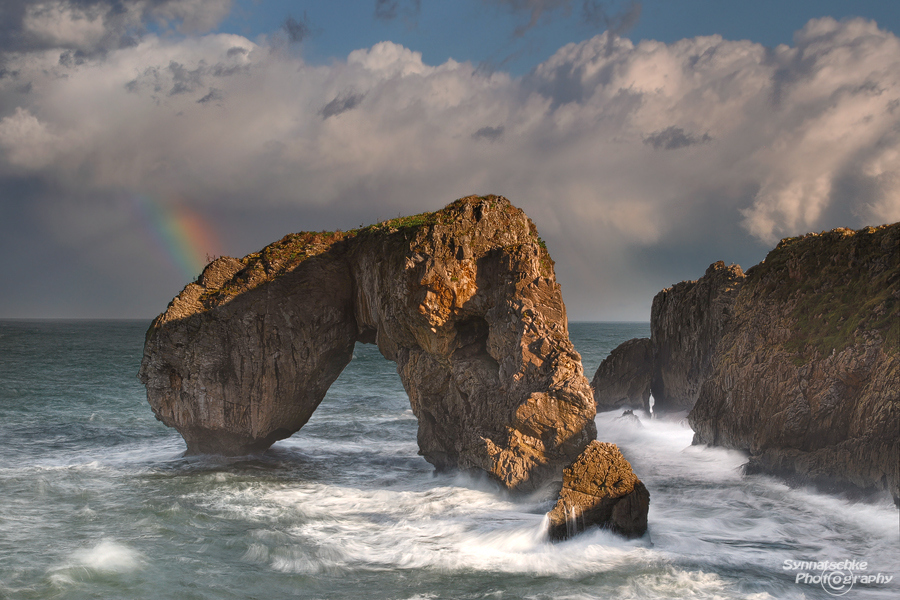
(0, 320), (897, 599)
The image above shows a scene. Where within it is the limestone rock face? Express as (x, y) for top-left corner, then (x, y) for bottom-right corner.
(650, 261), (745, 412)
(547, 441), (650, 540)
(689, 224), (899, 503)
(139, 196), (600, 492)
(139, 249), (357, 455)
(590, 337), (652, 411)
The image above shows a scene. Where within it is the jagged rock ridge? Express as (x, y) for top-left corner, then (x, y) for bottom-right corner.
(586, 261), (744, 413)
(650, 261), (745, 412)
(139, 196), (607, 497)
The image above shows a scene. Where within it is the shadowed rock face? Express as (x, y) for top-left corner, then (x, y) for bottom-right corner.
(139, 196), (601, 492)
(590, 223), (898, 505)
(650, 261), (745, 413)
(690, 224), (899, 504)
(590, 337), (652, 411)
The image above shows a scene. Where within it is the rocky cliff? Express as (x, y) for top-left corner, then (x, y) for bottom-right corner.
(690, 224), (899, 503)
(649, 261), (745, 412)
(139, 196), (605, 495)
(590, 223), (897, 503)
(590, 337), (652, 411)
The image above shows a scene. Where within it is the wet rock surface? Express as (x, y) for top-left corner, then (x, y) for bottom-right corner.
(547, 441), (650, 540)
(139, 196), (603, 493)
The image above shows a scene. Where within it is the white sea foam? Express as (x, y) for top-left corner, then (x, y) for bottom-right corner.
(73, 540), (143, 572)
(0, 437), (185, 476)
(4, 323), (898, 600)
(595, 408), (748, 480)
(154, 404), (898, 596)
(614, 568), (756, 600)
(220, 477), (658, 578)
(48, 539), (145, 587)
(276, 436), (420, 456)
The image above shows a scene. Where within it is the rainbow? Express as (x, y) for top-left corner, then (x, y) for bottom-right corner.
(134, 195), (222, 281)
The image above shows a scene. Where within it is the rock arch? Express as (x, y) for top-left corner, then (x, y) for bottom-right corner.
(140, 196), (597, 492)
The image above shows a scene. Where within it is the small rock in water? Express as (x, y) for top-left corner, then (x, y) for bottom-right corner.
(547, 441), (650, 541)
(616, 409), (643, 428)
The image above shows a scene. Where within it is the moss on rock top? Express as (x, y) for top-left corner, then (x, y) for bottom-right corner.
(192, 195), (549, 312)
(745, 223), (899, 357)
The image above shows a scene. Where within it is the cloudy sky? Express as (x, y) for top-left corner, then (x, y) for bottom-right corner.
(1, 1), (898, 320)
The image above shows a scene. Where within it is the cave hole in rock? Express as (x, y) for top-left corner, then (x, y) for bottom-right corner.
(285, 315), (500, 478)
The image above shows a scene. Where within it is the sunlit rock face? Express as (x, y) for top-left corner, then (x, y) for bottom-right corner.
(547, 441), (650, 541)
(139, 196), (601, 493)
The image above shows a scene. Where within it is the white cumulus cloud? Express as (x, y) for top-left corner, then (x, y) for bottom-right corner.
(0, 16), (897, 318)
(0, 107), (60, 169)
(4, 0), (233, 53)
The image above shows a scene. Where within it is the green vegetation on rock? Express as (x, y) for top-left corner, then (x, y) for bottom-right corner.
(749, 224), (899, 357)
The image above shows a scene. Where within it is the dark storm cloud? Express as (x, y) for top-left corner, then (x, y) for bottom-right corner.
(643, 127), (712, 150)
(168, 61), (205, 95)
(488, 0), (569, 37)
(211, 62), (247, 77)
(0, 15), (896, 320)
(197, 87), (222, 104)
(472, 126), (505, 142)
(0, 0), (129, 55)
(527, 59), (589, 106)
(0, 1), (30, 52)
(320, 92), (366, 119)
(581, 1), (641, 36)
(283, 14), (312, 44)
(58, 49), (89, 67)
(374, 0), (422, 21)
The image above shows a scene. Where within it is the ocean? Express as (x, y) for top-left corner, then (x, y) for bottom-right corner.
(0, 320), (897, 600)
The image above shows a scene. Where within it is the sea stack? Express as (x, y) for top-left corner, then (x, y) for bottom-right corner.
(139, 196), (642, 513)
(649, 261), (745, 413)
(547, 441), (650, 540)
(590, 337), (652, 411)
